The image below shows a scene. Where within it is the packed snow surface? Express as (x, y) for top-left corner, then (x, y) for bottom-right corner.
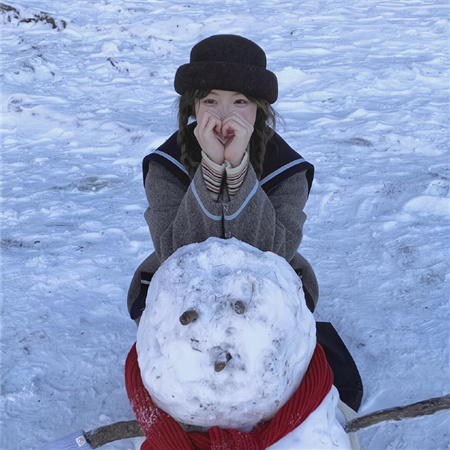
(1, 1), (449, 449)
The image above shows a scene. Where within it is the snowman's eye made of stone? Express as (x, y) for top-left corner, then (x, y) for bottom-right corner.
(179, 309), (198, 325)
(232, 300), (246, 315)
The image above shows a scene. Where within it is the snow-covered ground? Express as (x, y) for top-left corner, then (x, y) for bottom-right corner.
(1, 1), (448, 449)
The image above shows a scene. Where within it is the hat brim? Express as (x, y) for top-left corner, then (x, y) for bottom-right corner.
(174, 61), (278, 104)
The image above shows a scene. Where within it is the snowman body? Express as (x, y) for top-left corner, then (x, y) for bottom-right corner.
(136, 238), (350, 448)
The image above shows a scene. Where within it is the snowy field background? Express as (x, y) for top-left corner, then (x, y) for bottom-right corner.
(1, 1), (449, 449)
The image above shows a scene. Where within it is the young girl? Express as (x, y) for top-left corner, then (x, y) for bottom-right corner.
(127, 34), (363, 414)
(128, 34), (318, 321)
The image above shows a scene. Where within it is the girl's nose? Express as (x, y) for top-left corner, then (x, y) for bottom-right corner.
(218, 103), (232, 120)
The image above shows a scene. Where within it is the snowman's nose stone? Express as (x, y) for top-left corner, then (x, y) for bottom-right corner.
(233, 300), (246, 314)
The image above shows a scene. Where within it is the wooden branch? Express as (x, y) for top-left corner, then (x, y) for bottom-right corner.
(82, 394), (450, 447)
(344, 394), (450, 433)
(85, 420), (144, 449)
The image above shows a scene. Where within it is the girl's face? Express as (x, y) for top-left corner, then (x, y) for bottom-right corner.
(195, 89), (258, 129)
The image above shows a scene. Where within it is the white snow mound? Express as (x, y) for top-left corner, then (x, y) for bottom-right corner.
(136, 237), (316, 430)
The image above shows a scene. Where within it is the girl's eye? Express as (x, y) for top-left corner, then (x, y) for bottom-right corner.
(203, 98), (216, 105)
(234, 99), (248, 105)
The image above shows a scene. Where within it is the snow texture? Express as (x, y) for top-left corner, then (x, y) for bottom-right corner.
(137, 237), (316, 431)
(1, 1), (449, 449)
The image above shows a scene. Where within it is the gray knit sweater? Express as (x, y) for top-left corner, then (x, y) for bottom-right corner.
(127, 133), (319, 318)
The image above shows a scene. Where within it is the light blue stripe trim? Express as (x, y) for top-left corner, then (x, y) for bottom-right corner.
(153, 150), (189, 176)
(259, 158), (306, 187)
(224, 180), (259, 221)
(191, 181), (222, 221)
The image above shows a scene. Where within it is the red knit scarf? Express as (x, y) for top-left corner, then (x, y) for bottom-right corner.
(125, 342), (333, 450)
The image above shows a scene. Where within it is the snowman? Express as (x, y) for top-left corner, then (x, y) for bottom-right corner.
(125, 237), (351, 449)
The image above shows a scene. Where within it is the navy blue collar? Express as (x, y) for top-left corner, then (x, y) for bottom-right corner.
(143, 127), (314, 194)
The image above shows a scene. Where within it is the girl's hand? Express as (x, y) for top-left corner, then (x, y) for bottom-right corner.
(194, 109), (254, 167)
(194, 110), (225, 165)
(221, 112), (254, 167)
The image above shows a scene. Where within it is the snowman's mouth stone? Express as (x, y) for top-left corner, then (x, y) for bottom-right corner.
(214, 351), (233, 372)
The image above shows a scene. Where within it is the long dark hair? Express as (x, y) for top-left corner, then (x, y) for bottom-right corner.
(177, 90), (277, 179)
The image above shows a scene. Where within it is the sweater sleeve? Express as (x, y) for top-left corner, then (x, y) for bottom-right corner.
(144, 160), (224, 262)
(201, 151), (225, 201)
(225, 151), (249, 196)
(201, 151), (249, 199)
(220, 164), (309, 263)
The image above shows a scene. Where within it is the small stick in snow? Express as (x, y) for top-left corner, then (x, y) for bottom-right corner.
(85, 420), (144, 448)
(344, 394), (450, 433)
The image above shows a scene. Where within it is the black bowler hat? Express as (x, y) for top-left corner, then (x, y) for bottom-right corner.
(174, 34), (278, 104)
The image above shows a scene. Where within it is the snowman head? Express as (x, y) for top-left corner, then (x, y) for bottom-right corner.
(136, 238), (316, 431)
